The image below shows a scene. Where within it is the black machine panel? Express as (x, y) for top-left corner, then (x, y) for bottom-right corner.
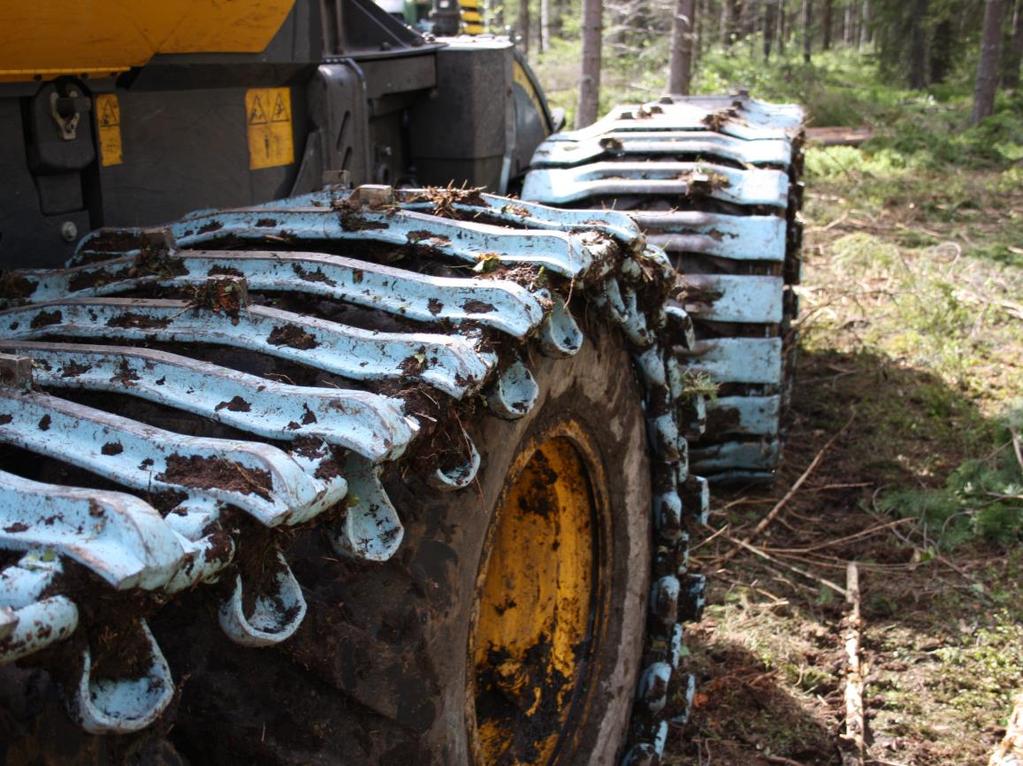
(0, 0), (551, 269)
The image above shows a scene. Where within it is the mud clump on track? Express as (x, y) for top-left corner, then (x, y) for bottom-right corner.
(88, 619), (162, 685)
(0, 272), (38, 302)
(30, 310), (62, 329)
(402, 184), (487, 219)
(215, 396), (251, 413)
(158, 454), (272, 499)
(266, 323), (318, 350)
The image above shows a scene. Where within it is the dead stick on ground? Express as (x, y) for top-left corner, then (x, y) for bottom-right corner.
(988, 691), (1023, 766)
(764, 755), (806, 766)
(718, 412), (856, 565)
(1010, 426), (1023, 474)
(764, 517), (914, 554)
(840, 562), (866, 766)
(721, 534), (848, 597)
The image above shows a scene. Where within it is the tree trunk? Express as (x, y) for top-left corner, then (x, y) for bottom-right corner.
(1002, 0), (1023, 87)
(822, 0), (832, 49)
(519, 0), (530, 54)
(779, 0), (788, 53)
(742, 0), (757, 38)
(696, 0), (706, 55)
(908, 0), (929, 89)
(724, 0), (741, 44)
(668, 0), (698, 94)
(973, 0), (1006, 123)
(931, 18), (953, 83)
(859, 0), (870, 48)
(764, 0), (778, 58)
(540, 0), (549, 51)
(577, 0), (603, 128)
(801, 0), (812, 63)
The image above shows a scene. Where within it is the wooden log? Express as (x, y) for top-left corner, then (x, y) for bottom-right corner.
(989, 692), (1023, 766)
(839, 561), (865, 766)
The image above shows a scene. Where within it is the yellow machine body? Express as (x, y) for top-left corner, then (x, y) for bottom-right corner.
(0, 1), (295, 83)
(459, 0), (484, 34)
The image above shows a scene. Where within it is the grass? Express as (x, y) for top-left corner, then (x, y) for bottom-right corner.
(805, 123), (1023, 550)
(532, 37), (1023, 765)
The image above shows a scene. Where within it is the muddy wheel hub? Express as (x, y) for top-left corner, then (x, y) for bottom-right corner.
(470, 424), (603, 765)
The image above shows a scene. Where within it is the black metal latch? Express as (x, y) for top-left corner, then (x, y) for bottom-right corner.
(49, 85), (92, 141)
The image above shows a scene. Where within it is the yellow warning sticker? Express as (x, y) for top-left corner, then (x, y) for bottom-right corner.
(95, 94), (123, 167)
(245, 87), (294, 170)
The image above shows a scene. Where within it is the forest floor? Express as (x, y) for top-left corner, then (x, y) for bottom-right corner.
(664, 142), (1023, 765)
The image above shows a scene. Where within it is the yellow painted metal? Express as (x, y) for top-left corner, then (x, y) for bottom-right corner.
(245, 87), (295, 170)
(94, 94), (123, 166)
(0, 1), (294, 83)
(458, 0), (483, 34)
(471, 425), (600, 765)
(513, 60), (548, 128)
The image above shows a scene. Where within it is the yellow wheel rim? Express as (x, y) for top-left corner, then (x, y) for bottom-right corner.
(470, 424), (603, 765)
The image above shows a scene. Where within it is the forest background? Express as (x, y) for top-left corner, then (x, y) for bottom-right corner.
(497, 1), (1023, 764)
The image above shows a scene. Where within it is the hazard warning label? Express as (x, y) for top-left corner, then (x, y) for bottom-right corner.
(95, 94), (122, 167)
(245, 87), (294, 170)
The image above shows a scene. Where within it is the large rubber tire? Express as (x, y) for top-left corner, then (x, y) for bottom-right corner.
(149, 318), (653, 765)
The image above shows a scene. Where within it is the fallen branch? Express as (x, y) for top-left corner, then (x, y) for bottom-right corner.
(1010, 427), (1023, 475)
(721, 534), (848, 598)
(839, 562), (866, 766)
(893, 219), (947, 242)
(717, 412), (855, 565)
(763, 517), (914, 555)
(804, 482), (874, 492)
(805, 126), (874, 147)
(689, 522), (730, 552)
(808, 209), (850, 232)
(764, 755), (807, 766)
(988, 692), (1023, 766)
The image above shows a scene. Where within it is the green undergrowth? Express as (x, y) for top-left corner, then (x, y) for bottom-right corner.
(808, 92), (1023, 177)
(930, 613), (1023, 715)
(806, 225), (1022, 546)
(802, 69), (1023, 545)
(876, 409), (1023, 548)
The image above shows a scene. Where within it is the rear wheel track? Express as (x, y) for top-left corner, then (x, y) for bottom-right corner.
(0, 187), (705, 765)
(162, 320), (653, 765)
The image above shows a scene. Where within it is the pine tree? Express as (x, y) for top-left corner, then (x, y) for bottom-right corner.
(577, 0), (603, 127)
(669, 0), (698, 93)
(519, 0), (531, 54)
(1003, 0), (1023, 87)
(908, 0), (929, 89)
(802, 0), (813, 62)
(973, 0), (1006, 122)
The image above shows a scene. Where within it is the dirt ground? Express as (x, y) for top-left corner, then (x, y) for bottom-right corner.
(664, 155), (1023, 766)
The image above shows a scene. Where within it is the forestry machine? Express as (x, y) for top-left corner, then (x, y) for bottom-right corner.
(0, 2), (803, 764)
